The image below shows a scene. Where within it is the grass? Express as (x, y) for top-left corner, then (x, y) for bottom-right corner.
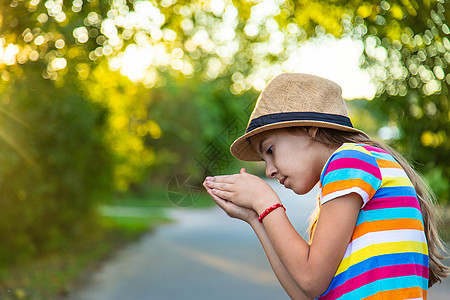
(0, 224), (152, 300)
(0, 186), (213, 300)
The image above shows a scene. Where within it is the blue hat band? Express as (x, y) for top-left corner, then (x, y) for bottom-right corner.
(246, 111), (354, 133)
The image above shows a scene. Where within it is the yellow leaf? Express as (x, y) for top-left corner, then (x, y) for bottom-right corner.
(148, 120), (162, 139)
(390, 4), (404, 20)
(357, 3), (372, 19)
(421, 131), (434, 147)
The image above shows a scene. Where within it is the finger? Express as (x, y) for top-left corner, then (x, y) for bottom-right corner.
(207, 189), (240, 214)
(206, 188), (229, 208)
(206, 174), (238, 184)
(203, 180), (213, 192)
(204, 180), (224, 198)
(204, 181), (218, 197)
(205, 180), (234, 191)
(211, 188), (233, 200)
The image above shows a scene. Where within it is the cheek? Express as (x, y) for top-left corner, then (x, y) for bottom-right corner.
(289, 161), (320, 194)
(291, 176), (317, 194)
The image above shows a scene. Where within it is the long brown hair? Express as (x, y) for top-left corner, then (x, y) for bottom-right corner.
(290, 126), (449, 287)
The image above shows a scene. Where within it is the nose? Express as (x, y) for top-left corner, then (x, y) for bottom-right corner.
(266, 164), (278, 179)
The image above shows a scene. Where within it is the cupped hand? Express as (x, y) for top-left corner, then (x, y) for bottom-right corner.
(204, 168), (280, 212)
(203, 179), (258, 224)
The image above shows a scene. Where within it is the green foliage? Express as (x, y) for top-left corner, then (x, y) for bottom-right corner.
(142, 76), (256, 186)
(423, 167), (450, 203)
(81, 62), (159, 191)
(0, 208), (167, 300)
(353, 0), (450, 202)
(0, 0), (448, 271)
(0, 64), (112, 265)
(363, 89), (450, 202)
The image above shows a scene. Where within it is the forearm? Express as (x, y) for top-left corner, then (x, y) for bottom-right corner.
(254, 202), (326, 298)
(204, 172), (359, 298)
(253, 194), (363, 298)
(249, 218), (312, 300)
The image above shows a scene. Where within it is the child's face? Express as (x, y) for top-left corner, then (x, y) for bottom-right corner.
(250, 127), (335, 195)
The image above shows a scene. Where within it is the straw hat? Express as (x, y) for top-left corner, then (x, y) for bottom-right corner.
(230, 73), (368, 161)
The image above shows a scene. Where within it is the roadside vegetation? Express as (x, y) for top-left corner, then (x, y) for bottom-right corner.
(0, 185), (215, 300)
(0, 1), (449, 299)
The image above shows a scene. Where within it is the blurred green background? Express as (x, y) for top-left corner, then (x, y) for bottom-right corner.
(0, 0), (449, 298)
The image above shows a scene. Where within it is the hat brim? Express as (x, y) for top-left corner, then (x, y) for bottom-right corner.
(230, 121), (369, 162)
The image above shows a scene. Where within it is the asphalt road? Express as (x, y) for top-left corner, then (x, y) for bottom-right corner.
(66, 179), (450, 300)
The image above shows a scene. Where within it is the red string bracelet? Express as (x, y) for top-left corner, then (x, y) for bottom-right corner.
(258, 203), (286, 223)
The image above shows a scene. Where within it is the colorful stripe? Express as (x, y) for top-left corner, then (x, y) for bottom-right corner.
(336, 241), (428, 276)
(343, 230), (427, 259)
(322, 178), (378, 199)
(363, 287), (427, 300)
(317, 143), (428, 299)
(321, 187), (370, 206)
(323, 264), (428, 299)
(362, 196), (421, 211)
(322, 253), (429, 294)
(351, 218), (425, 240)
(355, 207), (423, 226)
(326, 157), (381, 177)
(339, 276), (428, 300)
(374, 186), (417, 198)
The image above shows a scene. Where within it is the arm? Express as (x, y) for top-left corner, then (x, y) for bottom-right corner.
(249, 217), (312, 300)
(252, 192), (362, 298)
(206, 170), (363, 297)
(203, 180), (310, 299)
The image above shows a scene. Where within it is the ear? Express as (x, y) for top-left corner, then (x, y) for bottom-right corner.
(308, 127), (319, 138)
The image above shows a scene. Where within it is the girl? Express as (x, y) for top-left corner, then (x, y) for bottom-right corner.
(203, 73), (448, 299)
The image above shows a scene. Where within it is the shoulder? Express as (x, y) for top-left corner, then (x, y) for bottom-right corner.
(320, 143), (383, 207)
(330, 143), (375, 159)
(321, 143), (380, 178)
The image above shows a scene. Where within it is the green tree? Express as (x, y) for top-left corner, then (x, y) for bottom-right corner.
(353, 0), (450, 202)
(0, 64), (111, 264)
(144, 76), (256, 184)
(1, 1), (166, 190)
(2, 0), (448, 200)
(1, 0), (448, 267)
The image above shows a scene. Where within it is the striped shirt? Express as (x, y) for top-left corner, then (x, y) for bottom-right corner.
(316, 143), (429, 300)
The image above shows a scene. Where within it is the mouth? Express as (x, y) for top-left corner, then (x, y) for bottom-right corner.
(280, 177), (287, 185)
